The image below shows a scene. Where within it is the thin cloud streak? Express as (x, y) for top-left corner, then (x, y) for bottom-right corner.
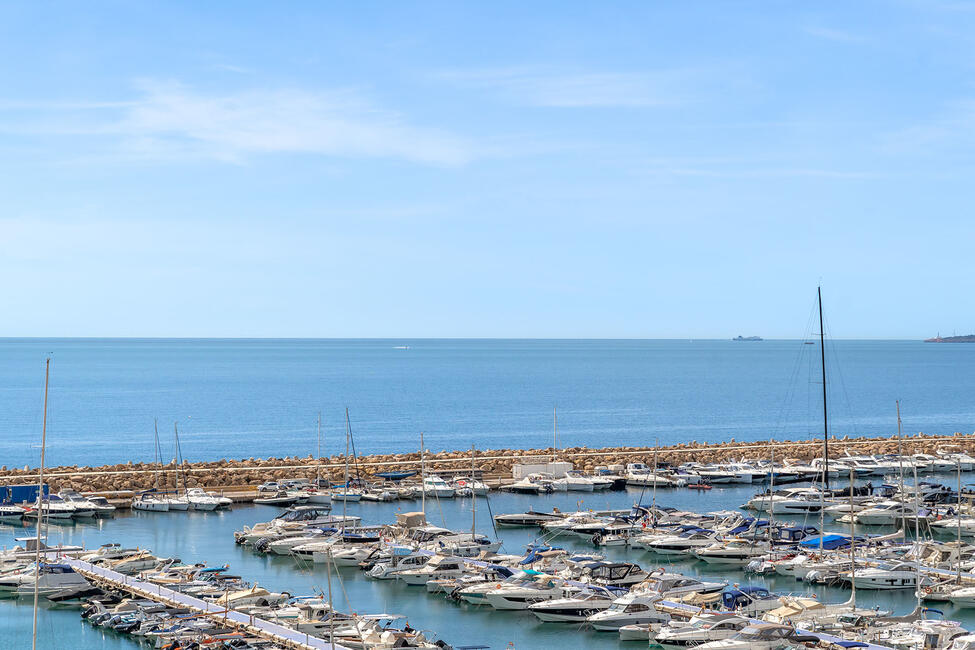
(437, 65), (699, 107)
(0, 80), (475, 165)
(804, 26), (868, 43)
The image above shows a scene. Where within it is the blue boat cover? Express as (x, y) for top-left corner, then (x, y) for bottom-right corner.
(799, 534), (850, 550)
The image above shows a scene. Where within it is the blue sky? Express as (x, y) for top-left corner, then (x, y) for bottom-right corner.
(1, 1), (974, 338)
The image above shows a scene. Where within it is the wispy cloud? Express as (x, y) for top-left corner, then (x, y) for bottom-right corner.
(883, 99), (975, 153)
(211, 63), (251, 74)
(438, 65), (700, 108)
(804, 26), (868, 43)
(0, 80), (473, 165)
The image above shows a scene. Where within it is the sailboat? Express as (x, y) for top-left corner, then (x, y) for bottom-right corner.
(131, 420), (170, 512)
(332, 410), (362, 502)
(304, 413), (333, 505)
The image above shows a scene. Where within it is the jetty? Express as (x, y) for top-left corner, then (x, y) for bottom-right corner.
(54, 553), (349, 650)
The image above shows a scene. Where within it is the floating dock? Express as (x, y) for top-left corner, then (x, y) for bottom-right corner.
(56, 554), (350, 650)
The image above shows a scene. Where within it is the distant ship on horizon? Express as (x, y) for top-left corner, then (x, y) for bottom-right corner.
(925, 333), (975, 343)
(733, 335), (763, 341)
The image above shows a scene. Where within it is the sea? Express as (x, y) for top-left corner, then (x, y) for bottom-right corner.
(3, 338), (975, 648)
(1, 338), (975, 469)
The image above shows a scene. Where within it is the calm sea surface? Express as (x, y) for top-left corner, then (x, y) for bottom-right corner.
(2, 338), (975, 469)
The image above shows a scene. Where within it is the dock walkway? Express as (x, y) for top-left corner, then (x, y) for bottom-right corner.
(58, 555), (349, 650)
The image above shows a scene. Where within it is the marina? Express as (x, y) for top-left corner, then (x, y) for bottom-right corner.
(10, 452), (975, 649)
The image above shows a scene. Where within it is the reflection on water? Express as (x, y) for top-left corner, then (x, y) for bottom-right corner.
(0, 478), (969, 649)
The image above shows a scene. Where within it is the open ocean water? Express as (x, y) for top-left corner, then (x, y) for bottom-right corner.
(1, 338), (975, 469)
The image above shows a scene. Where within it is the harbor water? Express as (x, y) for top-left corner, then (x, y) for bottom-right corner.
(2, 480), (970, 649)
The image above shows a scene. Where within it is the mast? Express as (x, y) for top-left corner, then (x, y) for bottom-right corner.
(651, 438), (658, 513)
(31, 358), (50, 650)
(848, 465), (856, 609)
(818, 286), (830, 491)
(471, 445), (477, 540)
(343, 408), (351, 529)
(316, 413), (322, 486)
(958, 457), (963, 584)
(420, 431), (426, 515)
(897, 401), (905, 543)
(174, 422), (187, 494)
(913, 458), (921, 612)
(553, 406), (558, 463)
(767, 438), (775, 547)
(153, 419), (162, 490)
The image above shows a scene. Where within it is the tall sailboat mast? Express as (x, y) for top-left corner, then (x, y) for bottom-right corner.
(471, 444), (477, 539)
(420, 431), (426, 515)
(553, 406), (558, 463)
(32, 357), (50, 650)
(153, 419), (162, 490)
(818, 286), (830, 491)
(343, 408), (351, 529)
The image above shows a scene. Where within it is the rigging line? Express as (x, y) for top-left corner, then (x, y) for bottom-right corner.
(768, 299), (820, 442)
(821, 312), (862, 440)
(347, 414), (362, 483)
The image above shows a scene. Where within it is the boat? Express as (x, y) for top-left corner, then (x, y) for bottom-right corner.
(0, 563), (92, 597)
(694, 539), (771, 566)
(0, 504), (25, 521)
(493, 510), (565, 527)
(421, 475), (455, 498)
(695, 623), (810, 650)
(253, 490), (303, 506)
(131, 491), (169, 512)
(483, 574), (565, 610)
(527, 587), (617, 622)
(563, 470), (596, 492)
(655, 613), (752, 649)
(184, 487), (222, 511)
(586, 591), (670, 631)
(375, 470), (418, 482)
(845, 562), (930, 590)
(397, 556), (467, 587)
(504, 474), (555, 494)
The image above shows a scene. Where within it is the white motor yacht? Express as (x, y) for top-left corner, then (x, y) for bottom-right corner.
(368, 550), (431, 580)
(397, 556), (467, 586)
(625, 463), (675, 487)
(0, 563), (91, 596)
(59, 489), (111, 517)
(483, 575), (565, 610)
(643, 530), (719, 556)
(450, 477), (489, 496)
(422, 475), (455, 498)
(696, 623), (802, 650)
(0, 505), (25, 521)
(563, 470), (596, 492)
(24, 496), (76, 520)
(587, 592), (670, 631)
(635, 572), (726, 599)
(854, 501), (919, 526)
(185, 488), (222, 511)
(655, 613), (751, 649)
(505, 474), (555, 494)
(846, 562), (930, 590)
(528, 587), (616, 622)
(694, 538), (771, 566)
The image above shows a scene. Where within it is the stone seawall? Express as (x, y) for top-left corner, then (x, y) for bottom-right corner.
(2, 432), (973, 495)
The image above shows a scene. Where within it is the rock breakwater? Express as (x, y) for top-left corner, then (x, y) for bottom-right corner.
(2, 432), (973, 495)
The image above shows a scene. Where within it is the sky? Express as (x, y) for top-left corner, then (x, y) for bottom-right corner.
(1, 1), (974, 338)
